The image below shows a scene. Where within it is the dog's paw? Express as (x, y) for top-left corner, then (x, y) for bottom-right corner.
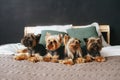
(59, 59), (74, 66)
(75, 57), (85, 63)
(27, 54), (43, 63)
(27, 57), (37, 63)
(51, 55), (59, 63)
(95, 56), (106, 62)
(51, 59), (59, 63)
(14, 53), (28, 60)
(85, 56), (92, 62)
(43, 56), (51, 62)
(43, 53), (52, 62)
(34, 54), (43, 61)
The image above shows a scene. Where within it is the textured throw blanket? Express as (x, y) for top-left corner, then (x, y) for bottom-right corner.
(0, 54), (119, 80)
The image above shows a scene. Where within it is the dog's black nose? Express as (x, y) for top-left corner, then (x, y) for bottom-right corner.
(93, 43), (96, 46)
(28, 40), (33, 45)
(93, 43), (97, 46)
(75, 41), (78, 44)
(50, 42), (53, 44)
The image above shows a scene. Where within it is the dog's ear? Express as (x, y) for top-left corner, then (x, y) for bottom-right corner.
(63, 34), (70, 45)
(97, 35), (102, 44)
(30, 33), (36, 39)
(59, 34), (63, 43)
(99, 35), (102, 40)
(36, 34), (41, 43)
(78, 40), (81, 43)
(84, 38), (88, 42)
(45, 32), (51, 40)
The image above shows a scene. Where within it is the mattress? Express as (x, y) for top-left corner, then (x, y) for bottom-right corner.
(0, 54), (119, 80)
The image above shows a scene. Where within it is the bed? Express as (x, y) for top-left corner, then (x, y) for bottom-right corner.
(0, 23), (120, 80)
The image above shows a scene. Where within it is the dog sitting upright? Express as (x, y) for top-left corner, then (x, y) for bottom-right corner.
(84, 36), (106, 62)
(64, 34), (83, 59)
(44, 32), (64, 62)
(14, 33), (46, 62)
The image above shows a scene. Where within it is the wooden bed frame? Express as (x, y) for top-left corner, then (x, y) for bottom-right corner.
(24, 25), (110, 44)
(99, 25), (110, 44)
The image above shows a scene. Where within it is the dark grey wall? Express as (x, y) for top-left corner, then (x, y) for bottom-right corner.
(0, 0), (120, 45)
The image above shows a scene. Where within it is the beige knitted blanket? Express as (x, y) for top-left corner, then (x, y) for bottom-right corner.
(0, 54), (119, 80)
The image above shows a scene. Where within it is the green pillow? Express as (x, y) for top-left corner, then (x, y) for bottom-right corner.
(39, 30), (66, 47)
(67, 26), (98, 47)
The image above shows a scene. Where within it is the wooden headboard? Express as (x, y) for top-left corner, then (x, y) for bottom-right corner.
(24, 25), (110, 44)
(99, 25), (110, 44)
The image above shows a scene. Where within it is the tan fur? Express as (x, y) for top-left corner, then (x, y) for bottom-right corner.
(27, 54), (43, 63)
(85, 37), (106, 62)
(17, 49), (28, 53)
(21, 33), (37, 48)
(59, 59), (74, 66)
(63, 34), (70, 45)
(86, 37), (102, 52)
(14, 53), (29, 60)
(95, 56), (106, 62)
(51, 55), (59, 63)
(32, 39), (37, 47)
(64, 34), (82, 59)
(43, 53), (59, 63)
(75, 57), (85, 63)
(14, 50), (43, 63)
(43, 53), (52, 62)
(85, 55), (92, 62)
(45, 32), (63, 51)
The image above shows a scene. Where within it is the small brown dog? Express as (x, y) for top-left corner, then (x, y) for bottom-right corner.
(63, 34), (85, 64)
(64, 34), (83, 59)
(14, 33), (46, 62)
(21, 33), (46, 56)
(84, 37), (106, 62)
(44, 32), (64, 62)
(45, 32), (63, 51)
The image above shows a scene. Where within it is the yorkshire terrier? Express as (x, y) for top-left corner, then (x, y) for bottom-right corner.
(63, 34), (85, 64)
(14, 33), (46, 62)
(44, 32), (64, 63)
(84, 36), (106, 62)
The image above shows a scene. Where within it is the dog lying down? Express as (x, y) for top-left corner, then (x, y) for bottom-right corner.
(14, 49), (85, 65)
(14, 33), (106, 66)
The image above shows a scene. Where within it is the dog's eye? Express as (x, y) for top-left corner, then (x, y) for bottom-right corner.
(53, 40), (57, 43)
(24, 36), (27, 39)
(48, 40), (50, 42)
(97, 39), (101, 43)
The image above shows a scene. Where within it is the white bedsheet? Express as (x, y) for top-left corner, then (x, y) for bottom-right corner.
(0, 43), (26, 54)
(0, 43), (120, 57)
(101, 45), (120, 57)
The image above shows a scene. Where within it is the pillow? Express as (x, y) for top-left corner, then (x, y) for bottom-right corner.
(39, 30), (66, 47)
(73, 22), (109, 47)
(67, 26), (98, 47)
(34, 25), (72, 35)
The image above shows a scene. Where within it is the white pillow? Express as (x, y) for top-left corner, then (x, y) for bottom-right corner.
(34, 25), (72, 35)
(73, 22), (110, 47)
(101, 45), (120, 57)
